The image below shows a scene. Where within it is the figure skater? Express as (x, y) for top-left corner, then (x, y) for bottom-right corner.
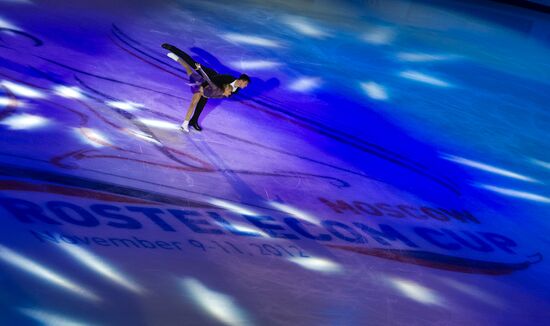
(162, 43), (250, 132)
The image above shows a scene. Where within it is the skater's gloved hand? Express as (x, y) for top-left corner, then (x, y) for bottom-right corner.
(195, 63), (201, 70)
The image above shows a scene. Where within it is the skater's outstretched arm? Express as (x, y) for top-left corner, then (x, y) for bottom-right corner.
(195, 64), (216, 89)
(196, 64), (231, 98)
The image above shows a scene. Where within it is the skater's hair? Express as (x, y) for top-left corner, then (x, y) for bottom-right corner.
(238, 74), (250, 83)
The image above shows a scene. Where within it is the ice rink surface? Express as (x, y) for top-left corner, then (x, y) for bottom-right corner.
(0, 0), (549, 324)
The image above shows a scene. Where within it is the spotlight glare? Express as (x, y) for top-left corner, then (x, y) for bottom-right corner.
(59, 244), (144, 294)
(396, 52), (456, 62)
(399, 70), (451, 87)
(0, 113), (49, 130)
(19, 308), (89, 326)
(268, 201), (320, 225)
(1, 80), (45, 98)
(0, 0), (32, 4)
(0, 96), (20, 107)
(230, 60), (281, 70)
(475, 184), (550, 203)
(0, 245), (99, 301)
(75, 128), (112, 147)
(214, 222), (268, 237)
(106, 100), (144, 111)
(282, 16), (329, 38)
(137, 118), (179, 130)
(360, 81), (389, 100)
(125, 128), (162, 145)
(288, 77), (321, 92)
(288, 256), (342, 274)
(439, 277), (504, 308)
(222, 33), (280, 48)
(53, 85), (84, 99)
(181, 278), (252, 326)
(388, 277), (444, 306)
(362, 27), (395, 45)
(0, 17), (20, 30)
(531, 158), (550, 170)
(208, 198), (259, 216)
(442, 154), (538, 183)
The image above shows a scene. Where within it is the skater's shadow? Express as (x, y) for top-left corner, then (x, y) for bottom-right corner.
(189, 47), (280, 123)
(187, 133), (337, 259)
(188, 133), (261, 203)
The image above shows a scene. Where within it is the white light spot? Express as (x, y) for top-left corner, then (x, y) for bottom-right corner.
(0, 96), (20, 107)
(281, 16), (329, 39)
(214, 222), (268, 238)
(530, 158), (550, 170)
(288, 77), (321, 92)
(229, 60), (281, 70)
(75, 128), (111, 147)
(59, 244), (144, 294)
(1, 80), (45, 98)
(442, 154), (538, 183)
(137, 118), (179, 130)
(268, 201), (320, 225)
(475, 184), (550, 203)
(222, 33), (280, 48)
(439, 278), (504, 308)
(106, 100), (144, 111)
(288, 256), (342, 274)
(360, 81), (389, 100)
(396, 52), (457, 62)
(53, 85), (84, 99)
(388, 277), (444, 306)
(362, 27), (395, 45)
(181, 278), (252, 326)
(399, 70), (452, 87)
(19, 308), (89, 326)
(0, 17), (20, 30)
(125, 128), (162, 145)
(0, 245), (99, 301)
(209, 198), (259, 216)
(0, 113), (49, 130)
(0, 0), (32, 4)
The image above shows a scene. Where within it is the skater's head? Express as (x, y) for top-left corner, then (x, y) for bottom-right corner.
(223, 84), (233, 97)
(236, 74), (250, 88)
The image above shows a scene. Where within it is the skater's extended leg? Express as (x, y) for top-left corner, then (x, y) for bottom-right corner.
(176, 58), (194, 76)
(162, 43), (198, 68)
